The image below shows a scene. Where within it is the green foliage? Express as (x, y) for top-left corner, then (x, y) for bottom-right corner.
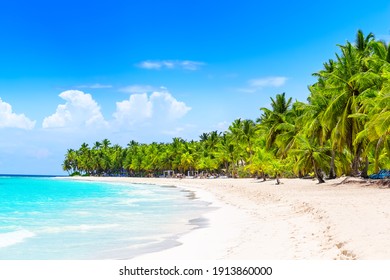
(237, 166), (251, 178)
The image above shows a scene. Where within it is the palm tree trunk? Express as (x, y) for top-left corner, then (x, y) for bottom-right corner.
(361, 156), (369, 178)
(374, 137), (384, 174)
(313, 159), (325, 184)
(351, 143), (363, 176)
(275, 174), (280, 185)
(328, 150), (336, 179)
(351, 155), (360, 176)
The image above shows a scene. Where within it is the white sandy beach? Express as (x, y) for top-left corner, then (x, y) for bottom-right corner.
(68, 176), (390, 260)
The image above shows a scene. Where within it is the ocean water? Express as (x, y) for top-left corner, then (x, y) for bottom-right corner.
(0, 176), (210, 260)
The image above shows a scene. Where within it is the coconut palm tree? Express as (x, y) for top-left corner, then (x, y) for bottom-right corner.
(249, 145), (273, 180)
(259, 92), (292, 150)
(240, 119), (257, 163)
(357, 79), (390, 173)
(292, 135), (331, 183)
(215, 133), (235, 176)
(317, 30), (380, 176)
(62, 149), (78, 175)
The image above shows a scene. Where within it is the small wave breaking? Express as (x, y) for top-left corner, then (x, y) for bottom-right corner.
(0, 230), (35, 248)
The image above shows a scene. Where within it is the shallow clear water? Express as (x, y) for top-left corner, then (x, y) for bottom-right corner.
(0, 176), (209, 259)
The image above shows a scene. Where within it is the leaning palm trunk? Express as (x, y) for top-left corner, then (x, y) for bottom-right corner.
(351, 154), (361, 177)
(351, 143), (363, 177)
(374, 137), (384, 174)
(275, 174), (280, 185)
(312, 158), (325, 183)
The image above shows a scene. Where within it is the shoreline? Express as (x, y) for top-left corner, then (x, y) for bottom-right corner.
(65, 176), (250, 259)
(67, 176), (390, 259)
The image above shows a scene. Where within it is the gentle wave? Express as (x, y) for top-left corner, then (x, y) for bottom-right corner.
(0, 230), (36, 248)
(39, 224), (120, 234)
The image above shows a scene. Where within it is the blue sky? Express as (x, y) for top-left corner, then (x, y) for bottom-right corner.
(1, 0), (390, 175)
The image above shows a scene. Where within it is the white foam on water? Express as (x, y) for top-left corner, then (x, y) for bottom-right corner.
(39, 224), (120, 234)
(0, 229), (35, 248)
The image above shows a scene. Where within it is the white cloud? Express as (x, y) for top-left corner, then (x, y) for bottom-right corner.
(0, 98), (36, 130)
(113, 91), (191, 126)
(138, 61), (164, 70)
(42, 90), (108, 129)
(77, 83), (112, 89)
(161, 127), (185, 136)
(180, 60), (204, 70)
(113, 93), (152, 125)
(215, 121), (229, 132)
(249, 76), (287, 88)
(137, 60), (205, 70)
(28, 148), (50, 159)
(150, 91), (191, 119)
(119, 85), (155, 94)
(238, 76), (288, 93)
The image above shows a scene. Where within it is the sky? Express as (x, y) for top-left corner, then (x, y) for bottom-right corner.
(0, 0), (390, 175)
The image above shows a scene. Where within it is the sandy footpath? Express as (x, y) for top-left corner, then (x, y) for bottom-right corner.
(67, 176), (390, 260)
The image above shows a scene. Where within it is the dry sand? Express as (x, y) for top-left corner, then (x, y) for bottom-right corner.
(68, 176), (390, 260)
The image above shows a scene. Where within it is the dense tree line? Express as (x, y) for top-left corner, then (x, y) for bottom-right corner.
(63, 30), (390, 183)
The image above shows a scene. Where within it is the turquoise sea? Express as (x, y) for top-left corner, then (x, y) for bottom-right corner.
(0, 176), (209, 260)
